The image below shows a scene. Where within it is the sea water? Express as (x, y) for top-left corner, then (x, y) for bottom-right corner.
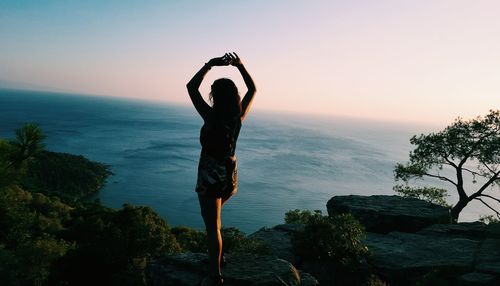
(0, 89), (485, 233)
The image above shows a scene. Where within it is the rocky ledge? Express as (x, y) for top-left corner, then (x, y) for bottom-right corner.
(146, 252), (318, 286)
(147, 195), (500, 285)
(327, 195), (451, 233)
(252, 195), (500, 285)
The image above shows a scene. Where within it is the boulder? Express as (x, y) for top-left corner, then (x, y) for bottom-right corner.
(417, 222), (487, 239)
(458, 272), (499, 286)
(364, 231), (479, 285)
(146, 252), (319, 286)
(475, 239), (500, 275)
(249, 224), (304, 263)
(327, 195), (451, 233)
(485, 223), (500, 239)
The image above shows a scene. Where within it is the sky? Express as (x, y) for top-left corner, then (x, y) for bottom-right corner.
(0, 0), (499, 124)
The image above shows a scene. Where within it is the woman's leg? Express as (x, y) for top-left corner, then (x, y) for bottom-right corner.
(198, 194), (222, 278)
(221, 193), (234, 206)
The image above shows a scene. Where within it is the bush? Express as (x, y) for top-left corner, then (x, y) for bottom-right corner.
(221, 227), (270, 254)
(171, 226), (207, 253)
(291, 210), (368, 264)
(0, 236), (71, 286)
(0, 186), (36, 247)
(284, 209), (322, 224)
(51, 204), (181, 285)
(479, 215), (500, 224)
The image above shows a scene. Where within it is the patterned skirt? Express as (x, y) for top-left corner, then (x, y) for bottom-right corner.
(195, 151), (238, 198)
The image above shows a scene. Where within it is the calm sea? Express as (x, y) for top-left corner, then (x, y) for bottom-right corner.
(0, 89), (484, 233)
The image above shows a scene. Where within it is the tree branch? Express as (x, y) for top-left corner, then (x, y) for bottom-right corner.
(479, 194), (500, 204)
(423, 172), (458, 186)
(480, 160), (497, 175)
(443, 155), (457, 168)
(474, 197), (500, 219)
(462, 167), (489, 178)
(470, 170), (500, 200)
(458, 131), (495, 168)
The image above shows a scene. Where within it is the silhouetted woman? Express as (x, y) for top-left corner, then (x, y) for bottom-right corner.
(187, 53), (256, 286)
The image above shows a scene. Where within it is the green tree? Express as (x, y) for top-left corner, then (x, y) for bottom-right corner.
(395, 109), (500, 222)
(9, 123), (46, 166)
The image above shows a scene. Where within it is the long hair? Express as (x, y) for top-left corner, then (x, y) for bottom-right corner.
(209, 78), (241, 121)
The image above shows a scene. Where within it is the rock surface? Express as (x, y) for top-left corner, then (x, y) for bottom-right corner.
(146, 252), (318, 286)
(326, 195), (500, 285)
(249, 224), (303, 263)
(364, 231), (479, 284)
(146, 195), (500, 286)
(417, 222), (487, 239)
(327, 195), (451, 233)
(458, 271), (498, 286)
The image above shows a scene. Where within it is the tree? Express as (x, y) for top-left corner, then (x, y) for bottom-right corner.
(9, 123), (45, 167)
(394, 109), (500, 222)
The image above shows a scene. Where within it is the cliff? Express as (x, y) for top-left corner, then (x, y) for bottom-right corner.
(148, 195), (500, 286)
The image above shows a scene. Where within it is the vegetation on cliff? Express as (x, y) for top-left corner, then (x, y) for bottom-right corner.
(285, 209), (372, 285)
(0, 124), (179, 285)
(394, 109), (500, 222)
(0, 124), (268, 285)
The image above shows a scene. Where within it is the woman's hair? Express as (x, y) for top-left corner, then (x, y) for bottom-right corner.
(209, 78), (241, 120)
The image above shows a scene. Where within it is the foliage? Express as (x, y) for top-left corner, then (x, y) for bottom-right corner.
(18, 237), (71, 286)
(0, 124), (179, 286)
(414, 268), (459, 286)
(479, 214), (500, 224)
(24, 150), (112, 199)
(0, 123), (276, 285)
(221, 227), (270, 254)
(0, 139), (21, 188)
(0, 186), (73, 286)
(9, 123), (46, 166)
(0, 186), (36, 247)
(172, 226), (207, 253)
(290, 210), (370, 285)
(284, 209), (322, 224)
(51, 204), (181, 286)
(365, 275), (389, 286)
(394, 109), (500, 221)
(112, 204), (180, 257)
(291, 210), (368, 264)
(393, 185), (449, 207)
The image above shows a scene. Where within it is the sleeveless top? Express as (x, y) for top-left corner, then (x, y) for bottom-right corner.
(199, 115), (242, 160)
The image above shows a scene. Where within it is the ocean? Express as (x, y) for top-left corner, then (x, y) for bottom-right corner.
(0, 89), (485, 233)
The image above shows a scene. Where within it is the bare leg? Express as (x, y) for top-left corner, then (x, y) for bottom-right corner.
(198, 194), (222, 278)
(221, 193), (234, 206)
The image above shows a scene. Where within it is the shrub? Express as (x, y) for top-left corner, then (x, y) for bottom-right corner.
(171, 226), (207, 253)
(221, 227), (270, 254)
(284, 209), (322, 224)
(291, 210), (368, 264)
(479, 215), (499, 224)
(50, 204), (181, 285)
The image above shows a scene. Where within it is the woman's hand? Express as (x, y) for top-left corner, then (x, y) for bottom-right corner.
(228, 52), (243, 67)
(207, 54), (231, 67)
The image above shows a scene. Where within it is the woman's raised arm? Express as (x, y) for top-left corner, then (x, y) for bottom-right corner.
(229, 53), (256, 121)
(186, 55), (231, 120)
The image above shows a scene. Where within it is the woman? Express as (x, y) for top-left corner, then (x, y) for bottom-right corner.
(186, 52), (256, 286)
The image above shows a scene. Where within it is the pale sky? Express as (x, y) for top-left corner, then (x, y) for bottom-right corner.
(0, 1), (499, 124)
